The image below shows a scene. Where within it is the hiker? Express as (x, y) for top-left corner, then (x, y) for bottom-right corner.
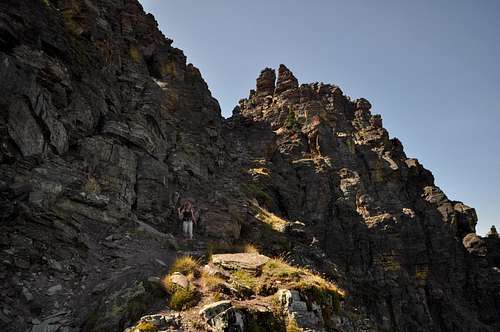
(178, 200), (196, 239)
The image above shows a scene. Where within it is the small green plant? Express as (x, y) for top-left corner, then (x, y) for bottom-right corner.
(169, 286), (200, 311)
(284, 107), (301, 132)
(169, 256), (200, 276)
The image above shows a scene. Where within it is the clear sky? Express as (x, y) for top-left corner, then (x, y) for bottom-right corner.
(139, 0), (499, 235)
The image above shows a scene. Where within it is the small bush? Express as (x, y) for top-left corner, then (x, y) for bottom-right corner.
(169, 286), (200, 311)
(284, 108), (301, 132)
(169, 256), (200, 276)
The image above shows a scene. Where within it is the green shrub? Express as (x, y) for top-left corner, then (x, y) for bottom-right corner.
(169, 287), (200, 311)
(284, 108), (301, 132)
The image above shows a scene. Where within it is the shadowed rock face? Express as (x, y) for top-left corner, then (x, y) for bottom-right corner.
(0, 1), (498, 331)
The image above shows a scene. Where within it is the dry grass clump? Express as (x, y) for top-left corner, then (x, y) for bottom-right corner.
(286, 318), (302, 332)
(243, 243), (259, 253)
(248, 167), (270, 176)
(200, 270), (225, 291)
(161, 275), (177, 294)
(169, 256), (200, 276)
(84, 176), (101, 194)
(263, 257), (303, 279)
(251, 204), (288, 231)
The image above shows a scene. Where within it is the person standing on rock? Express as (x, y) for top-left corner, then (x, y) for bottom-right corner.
(178, 200), (196, 240)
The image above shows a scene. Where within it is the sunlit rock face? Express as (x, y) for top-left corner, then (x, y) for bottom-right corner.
(0, 1), (498, 331)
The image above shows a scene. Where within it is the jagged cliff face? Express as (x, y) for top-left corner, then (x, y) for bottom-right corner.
(226, 65), (500, 331)
(0, 1), (499, 332)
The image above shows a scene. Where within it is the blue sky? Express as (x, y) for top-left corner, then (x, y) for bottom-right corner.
(139, 0), (499, 235)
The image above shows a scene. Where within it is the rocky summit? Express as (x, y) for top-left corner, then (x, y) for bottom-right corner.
(0, 1), (499, 332)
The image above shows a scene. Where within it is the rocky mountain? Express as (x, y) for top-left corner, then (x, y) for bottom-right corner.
(0, 1), (499, 331)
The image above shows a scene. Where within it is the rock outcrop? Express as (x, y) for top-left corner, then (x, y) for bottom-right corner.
(0, 1), (498, 331)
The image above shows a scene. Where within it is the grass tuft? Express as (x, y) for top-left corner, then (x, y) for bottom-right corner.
(201, 270), (224, 291)
(169, 256), (200, 276)
(251, 204), (288, 232)
(286, 318), (302, 332)
(248, 167), (270, 176)
(243, 243), (259, 254)
(168, 286), (200, 311)
(132, 321), (157, 332)
(84, 176), (101, 194)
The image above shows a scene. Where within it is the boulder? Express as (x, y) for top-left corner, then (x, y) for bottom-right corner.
(199, 300), (232, 321)
(199, 301), (245, 332)
(463, 233), (487, 256)
(276, 289), (324, 330)
(46, 284), (62, 296)
(211, 253), (270, 272)
(169, 272), (189, 289)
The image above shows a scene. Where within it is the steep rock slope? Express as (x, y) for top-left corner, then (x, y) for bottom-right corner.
(0, 1), (498, 331)
(0, 0), (232, 331)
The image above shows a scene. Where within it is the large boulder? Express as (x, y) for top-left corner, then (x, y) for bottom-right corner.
(211, 253), (270, 273)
